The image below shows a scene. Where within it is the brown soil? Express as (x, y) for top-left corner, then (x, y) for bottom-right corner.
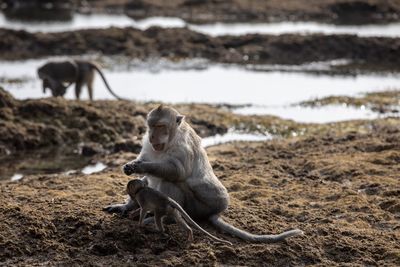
(0, 88), (230, 156)
(2, 27), (400, 72)
(1, 118), (399, 266)
(3, 0), (400, 24)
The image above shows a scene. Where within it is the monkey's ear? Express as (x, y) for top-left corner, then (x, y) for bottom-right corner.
(176, 115), (185, 125)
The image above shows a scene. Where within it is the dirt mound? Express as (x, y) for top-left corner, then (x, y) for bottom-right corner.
(0, 121), (399, 266)
(2, 27), (400, 71)
(0, 88), (230, 156)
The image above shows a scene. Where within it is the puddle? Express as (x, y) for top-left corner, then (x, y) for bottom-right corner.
(202, 131), (272, 147)
(0, 147), (91, 181)
(81, 162), (107, 175)
(0, 13), (185, 32)
(2, 12), (400, 37)
(234, 104), (380, 123)
(189, 21), (400, 37)
(10, 173), (23, 181)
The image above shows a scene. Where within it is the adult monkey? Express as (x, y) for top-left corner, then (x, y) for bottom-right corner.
(37, 60), (124, 100)
(104, 105), (303, 242)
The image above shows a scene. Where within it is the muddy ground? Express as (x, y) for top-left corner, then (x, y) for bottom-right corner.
(2, 0), (400, 24)
(0, 87), (233, 157)
(0, 115), (399, 266)
(2, 27), (400, 72)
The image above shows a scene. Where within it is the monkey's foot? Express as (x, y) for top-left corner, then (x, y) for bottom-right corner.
(103, 203), (131, 216)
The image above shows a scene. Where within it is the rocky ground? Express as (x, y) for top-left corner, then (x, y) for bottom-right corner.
(2, 0), (400, 24)
(0, 115), (399, 266)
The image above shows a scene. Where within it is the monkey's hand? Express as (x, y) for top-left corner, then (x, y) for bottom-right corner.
(123, 160), (146, 175)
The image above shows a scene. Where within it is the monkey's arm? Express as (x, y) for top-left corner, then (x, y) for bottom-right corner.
(125, 159), (187, 182)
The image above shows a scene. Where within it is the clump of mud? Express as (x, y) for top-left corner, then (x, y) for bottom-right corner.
(10, 0), (396, 24)
(0, 88), (232, 156)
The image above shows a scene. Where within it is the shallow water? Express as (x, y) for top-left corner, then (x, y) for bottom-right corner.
(81, 162), (107, 175)
(0, 147), (92, 181)
(1, 58), (399, 123)
(234, 104), (378, 123)
(202, 131), (272, 147)
(2, 12), (400, 37)
(0, 13), (185, 32)
(189, 21), (400, 37)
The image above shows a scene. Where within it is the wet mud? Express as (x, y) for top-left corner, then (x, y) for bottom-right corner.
(1, 27), (400, 72)
(0, 88), (233, 157)
(2, 0), (400, 24)
(0, 118), (399, 266)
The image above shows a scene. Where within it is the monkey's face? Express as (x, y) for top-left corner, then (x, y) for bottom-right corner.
(148, 123), (169, 151)
(127, 179), (145, 196)
(147, 105), (185, 152)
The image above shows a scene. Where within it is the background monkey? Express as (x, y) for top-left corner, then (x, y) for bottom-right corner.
(126, 179), (232, 245)
(104, 105), (303, 243)
(37, 59), (124, 100)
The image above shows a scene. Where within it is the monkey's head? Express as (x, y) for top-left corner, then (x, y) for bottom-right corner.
(37, 65), (46, 80)
(146, 105), (185, 152)
(41, 78), (67, 96)
(126, 179), (147, 196)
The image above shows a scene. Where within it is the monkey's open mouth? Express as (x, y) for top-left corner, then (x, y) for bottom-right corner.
(152, 143), (165, 151)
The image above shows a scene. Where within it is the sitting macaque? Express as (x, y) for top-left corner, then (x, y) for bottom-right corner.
(126, 179), (232, 245)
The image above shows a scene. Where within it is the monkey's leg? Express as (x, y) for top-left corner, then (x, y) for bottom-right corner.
(173, 210), (193, 243)
(86, 71), (94, 101)
(75, 81), (83, 100)
(139, 209), (147, 226)
(129, 208), (141, 219)
(142, 216), (155, 225)
(154, 212), (165, 233)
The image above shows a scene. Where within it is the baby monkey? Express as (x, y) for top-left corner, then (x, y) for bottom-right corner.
(126, 179), (232, 245)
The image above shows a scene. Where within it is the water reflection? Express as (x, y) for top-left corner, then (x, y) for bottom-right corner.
(0, 13), (184, 32)
(202, 131), (271, 147)
(234, 104), (379, 123)
(81, 162), (107, 174)
(0, 147), (91, 181)
(10, 173), (23, 181)
(189, 21), (400, 37)
(2, 12), (400, 37)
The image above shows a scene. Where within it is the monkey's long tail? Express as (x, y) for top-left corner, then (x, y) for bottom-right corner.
(209, 215), (303, 243)
(91, 64), (126, 100)
(168, 198), (232, 245)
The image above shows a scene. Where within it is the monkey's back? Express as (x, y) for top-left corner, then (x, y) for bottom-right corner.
(136, 187), (171, 211)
